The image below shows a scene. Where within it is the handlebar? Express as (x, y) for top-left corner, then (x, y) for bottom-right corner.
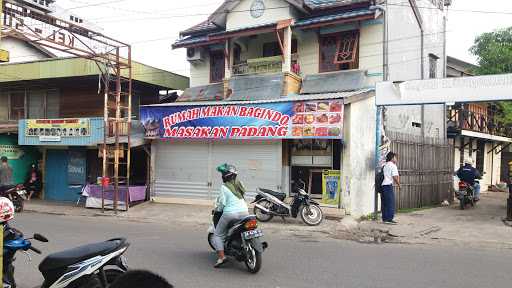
(29, 246), (42, 254)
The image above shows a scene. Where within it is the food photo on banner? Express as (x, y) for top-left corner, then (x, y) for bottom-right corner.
(140, 100), (344, 140)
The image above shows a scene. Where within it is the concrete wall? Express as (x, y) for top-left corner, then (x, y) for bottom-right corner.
(189, 51), (211, 87)
(226, 0), (294, 31)
(383, 0), (446, 140)
(0, 37), (49, 63)
(343, 95), (377, 217)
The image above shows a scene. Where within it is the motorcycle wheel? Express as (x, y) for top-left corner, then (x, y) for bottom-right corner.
(69, 275), (103, 288)
(300, 205), (323, 226)
(244, 243), (262, 274)
(14, 198), (23, 213)
(254, 200), (274, 222)
(207, 233), (216, 251)
(104, 268), (125, 285)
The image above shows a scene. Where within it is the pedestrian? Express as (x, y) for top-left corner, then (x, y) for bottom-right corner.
(110, 270), (173, 288)
(25, 163), (42, 200)
(381, 152), (400, 224)
(0, 156), (13, 187)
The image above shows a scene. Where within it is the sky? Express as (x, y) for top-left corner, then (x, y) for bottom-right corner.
(56, 0), (512, 77)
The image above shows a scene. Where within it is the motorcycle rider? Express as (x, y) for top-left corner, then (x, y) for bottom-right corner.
(212, 163), (249, 268)
(456, 158), (482, 201)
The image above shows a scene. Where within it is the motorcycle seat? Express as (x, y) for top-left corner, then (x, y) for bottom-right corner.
(258, 188), (286, 201)
(39, 238), (126, 272)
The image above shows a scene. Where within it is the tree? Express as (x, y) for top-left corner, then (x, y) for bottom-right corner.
(470, 27), (512, 125)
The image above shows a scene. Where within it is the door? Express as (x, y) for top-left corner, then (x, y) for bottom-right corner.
(210, 141), (282, 200)
(210, 50), (225, 83)
(154, 141), (211, 199)
(45, 150), (72, 201)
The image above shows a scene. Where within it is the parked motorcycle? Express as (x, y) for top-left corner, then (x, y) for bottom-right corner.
(253, 179), (323, 226)
(0, 185), (26, 213)
(207, 211), (268, 274)
(457, 181), (475, 210)
(2, 224), (129, 288)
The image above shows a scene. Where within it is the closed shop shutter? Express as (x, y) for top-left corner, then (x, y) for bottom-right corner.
(210, 140), (282, 200)
(46, 89), (60, 119)
(28, 90), (45, 119)
(153, 140), (282, 201)
(154, 140), (211, 199)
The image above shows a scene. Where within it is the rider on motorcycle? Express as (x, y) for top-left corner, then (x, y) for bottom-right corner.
(456, 158), (482, 201)
(212, 163), (249, 268)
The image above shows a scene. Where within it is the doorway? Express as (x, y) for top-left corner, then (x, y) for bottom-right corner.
(476, 140), (485, 174)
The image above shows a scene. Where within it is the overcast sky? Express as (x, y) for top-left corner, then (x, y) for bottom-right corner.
(57, 0), (512, 77)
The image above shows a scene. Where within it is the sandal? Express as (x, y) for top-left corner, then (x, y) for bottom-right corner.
(214, 257), (228, 268)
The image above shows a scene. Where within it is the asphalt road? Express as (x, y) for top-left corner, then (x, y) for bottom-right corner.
(8, 212), (512, 288)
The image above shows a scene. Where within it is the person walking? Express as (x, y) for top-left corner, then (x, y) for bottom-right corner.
(381, 152), (400, 224)
(0, 156), (13, 187)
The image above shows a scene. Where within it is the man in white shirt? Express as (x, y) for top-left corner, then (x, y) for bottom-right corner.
(381, 152), (400, 224)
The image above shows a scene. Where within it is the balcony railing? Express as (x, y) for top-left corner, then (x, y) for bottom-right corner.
(447, 108), (512, 138)
(232, 54), (299, 76)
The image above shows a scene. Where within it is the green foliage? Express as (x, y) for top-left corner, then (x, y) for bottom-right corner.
(470, 27), (512, 125)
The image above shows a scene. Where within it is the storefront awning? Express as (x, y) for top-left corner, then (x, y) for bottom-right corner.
(461, 130), (512, 143)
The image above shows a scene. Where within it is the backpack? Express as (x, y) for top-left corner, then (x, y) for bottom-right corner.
(375, 168), (384, 194)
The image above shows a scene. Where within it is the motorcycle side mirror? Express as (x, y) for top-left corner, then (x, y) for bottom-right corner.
(34, 234), (49, 242)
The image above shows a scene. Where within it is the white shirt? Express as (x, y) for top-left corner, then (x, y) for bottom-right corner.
(382, 161), (399, 186)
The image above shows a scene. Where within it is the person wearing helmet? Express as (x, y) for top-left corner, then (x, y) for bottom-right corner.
(456, 158), (482, 201)
(212, 163), (249, 268)
(0, 156), (13, 186)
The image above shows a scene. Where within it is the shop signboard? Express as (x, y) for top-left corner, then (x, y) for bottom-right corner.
(0, 144), (24, 160)
(26, 119), (91, 139)
(140, 100), (344, 140)
(322, 170), (341, 206)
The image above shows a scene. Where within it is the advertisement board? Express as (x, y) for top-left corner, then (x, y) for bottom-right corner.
(26, 119), (90, 138)
(0, 144), (24, 160)
(322, 170), (341, 206)
(140, 100), (344, 140)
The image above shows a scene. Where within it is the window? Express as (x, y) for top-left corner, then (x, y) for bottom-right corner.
(262, 39), (297, 58)
(319, 31), (359, 73)
(9, 91), (25, 120)
(209, 50), (225, 83)
(429, 54), (439, 79)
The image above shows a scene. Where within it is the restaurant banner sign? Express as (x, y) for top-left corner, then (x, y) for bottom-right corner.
(26, 119), (91, 138)
(140, 100), (344, 140)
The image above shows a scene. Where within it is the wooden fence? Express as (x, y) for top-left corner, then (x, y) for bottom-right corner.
(388, 131), (454, 209)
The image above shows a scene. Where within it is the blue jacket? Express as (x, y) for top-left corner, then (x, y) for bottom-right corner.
(456, 164), (481, 185)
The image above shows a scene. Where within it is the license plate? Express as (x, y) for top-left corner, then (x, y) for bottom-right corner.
(242, 229), (263, 240)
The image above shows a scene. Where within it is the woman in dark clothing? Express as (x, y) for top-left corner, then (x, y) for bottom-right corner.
(25, 164), (42, 200)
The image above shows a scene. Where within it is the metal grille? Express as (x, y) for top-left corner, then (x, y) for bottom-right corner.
(388, 131), (454, 209)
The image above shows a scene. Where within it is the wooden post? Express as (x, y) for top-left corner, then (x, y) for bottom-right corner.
(281, 26), (292, 73)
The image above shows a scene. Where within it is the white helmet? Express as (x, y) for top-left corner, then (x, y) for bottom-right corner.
(464, 157), (474, 166)
(0, 197), (15, 223)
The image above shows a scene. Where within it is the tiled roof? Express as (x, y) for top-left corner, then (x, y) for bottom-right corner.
(304, 0), (369, 10)
(180, 20), (222, 37)
(172, 35), (210, 49)
(294, 8), (375, 27)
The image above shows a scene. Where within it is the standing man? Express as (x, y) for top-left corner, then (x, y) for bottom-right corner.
(381, 152), (400, 224)
(0, 156), (13, 187)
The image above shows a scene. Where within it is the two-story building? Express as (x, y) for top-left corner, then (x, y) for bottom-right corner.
(141, 0), (449, 217)
(0, 35), (188, 203)
(447, 56), (512, 190)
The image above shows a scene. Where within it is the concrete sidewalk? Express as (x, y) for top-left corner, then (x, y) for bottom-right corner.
(353, 191), (512, 248)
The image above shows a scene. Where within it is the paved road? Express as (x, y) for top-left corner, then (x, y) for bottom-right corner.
(9, 212), (512, 288)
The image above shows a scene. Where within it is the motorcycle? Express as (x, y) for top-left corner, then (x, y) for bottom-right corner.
(0, 185), (26, 213)
(207, 211), (268, 274)
(457, 181), (476, 210)
(252, 179), (323, 226)
(3, 224), (129, 288)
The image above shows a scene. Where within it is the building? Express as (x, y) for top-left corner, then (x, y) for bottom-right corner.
(447, 56), (512, 190)
(0, 38), (189, 202)
(141, 0), (449, 217)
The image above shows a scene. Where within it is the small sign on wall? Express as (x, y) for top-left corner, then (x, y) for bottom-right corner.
(0, 145), (24, 159)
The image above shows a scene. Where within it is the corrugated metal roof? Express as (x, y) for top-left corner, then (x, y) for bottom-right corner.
(177, 83), (224, 102)
(304, 0), (369, 9)
(301, 70), (367, 94)
(295, 8), (375, 27)
(227, 73), (284, 101)
(142, 88), (374, 107)
(0, 57), (189, 90)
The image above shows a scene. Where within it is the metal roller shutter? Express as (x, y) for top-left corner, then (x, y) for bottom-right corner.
(154, 141), (211, 199)
(210, 140), (282, 200)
